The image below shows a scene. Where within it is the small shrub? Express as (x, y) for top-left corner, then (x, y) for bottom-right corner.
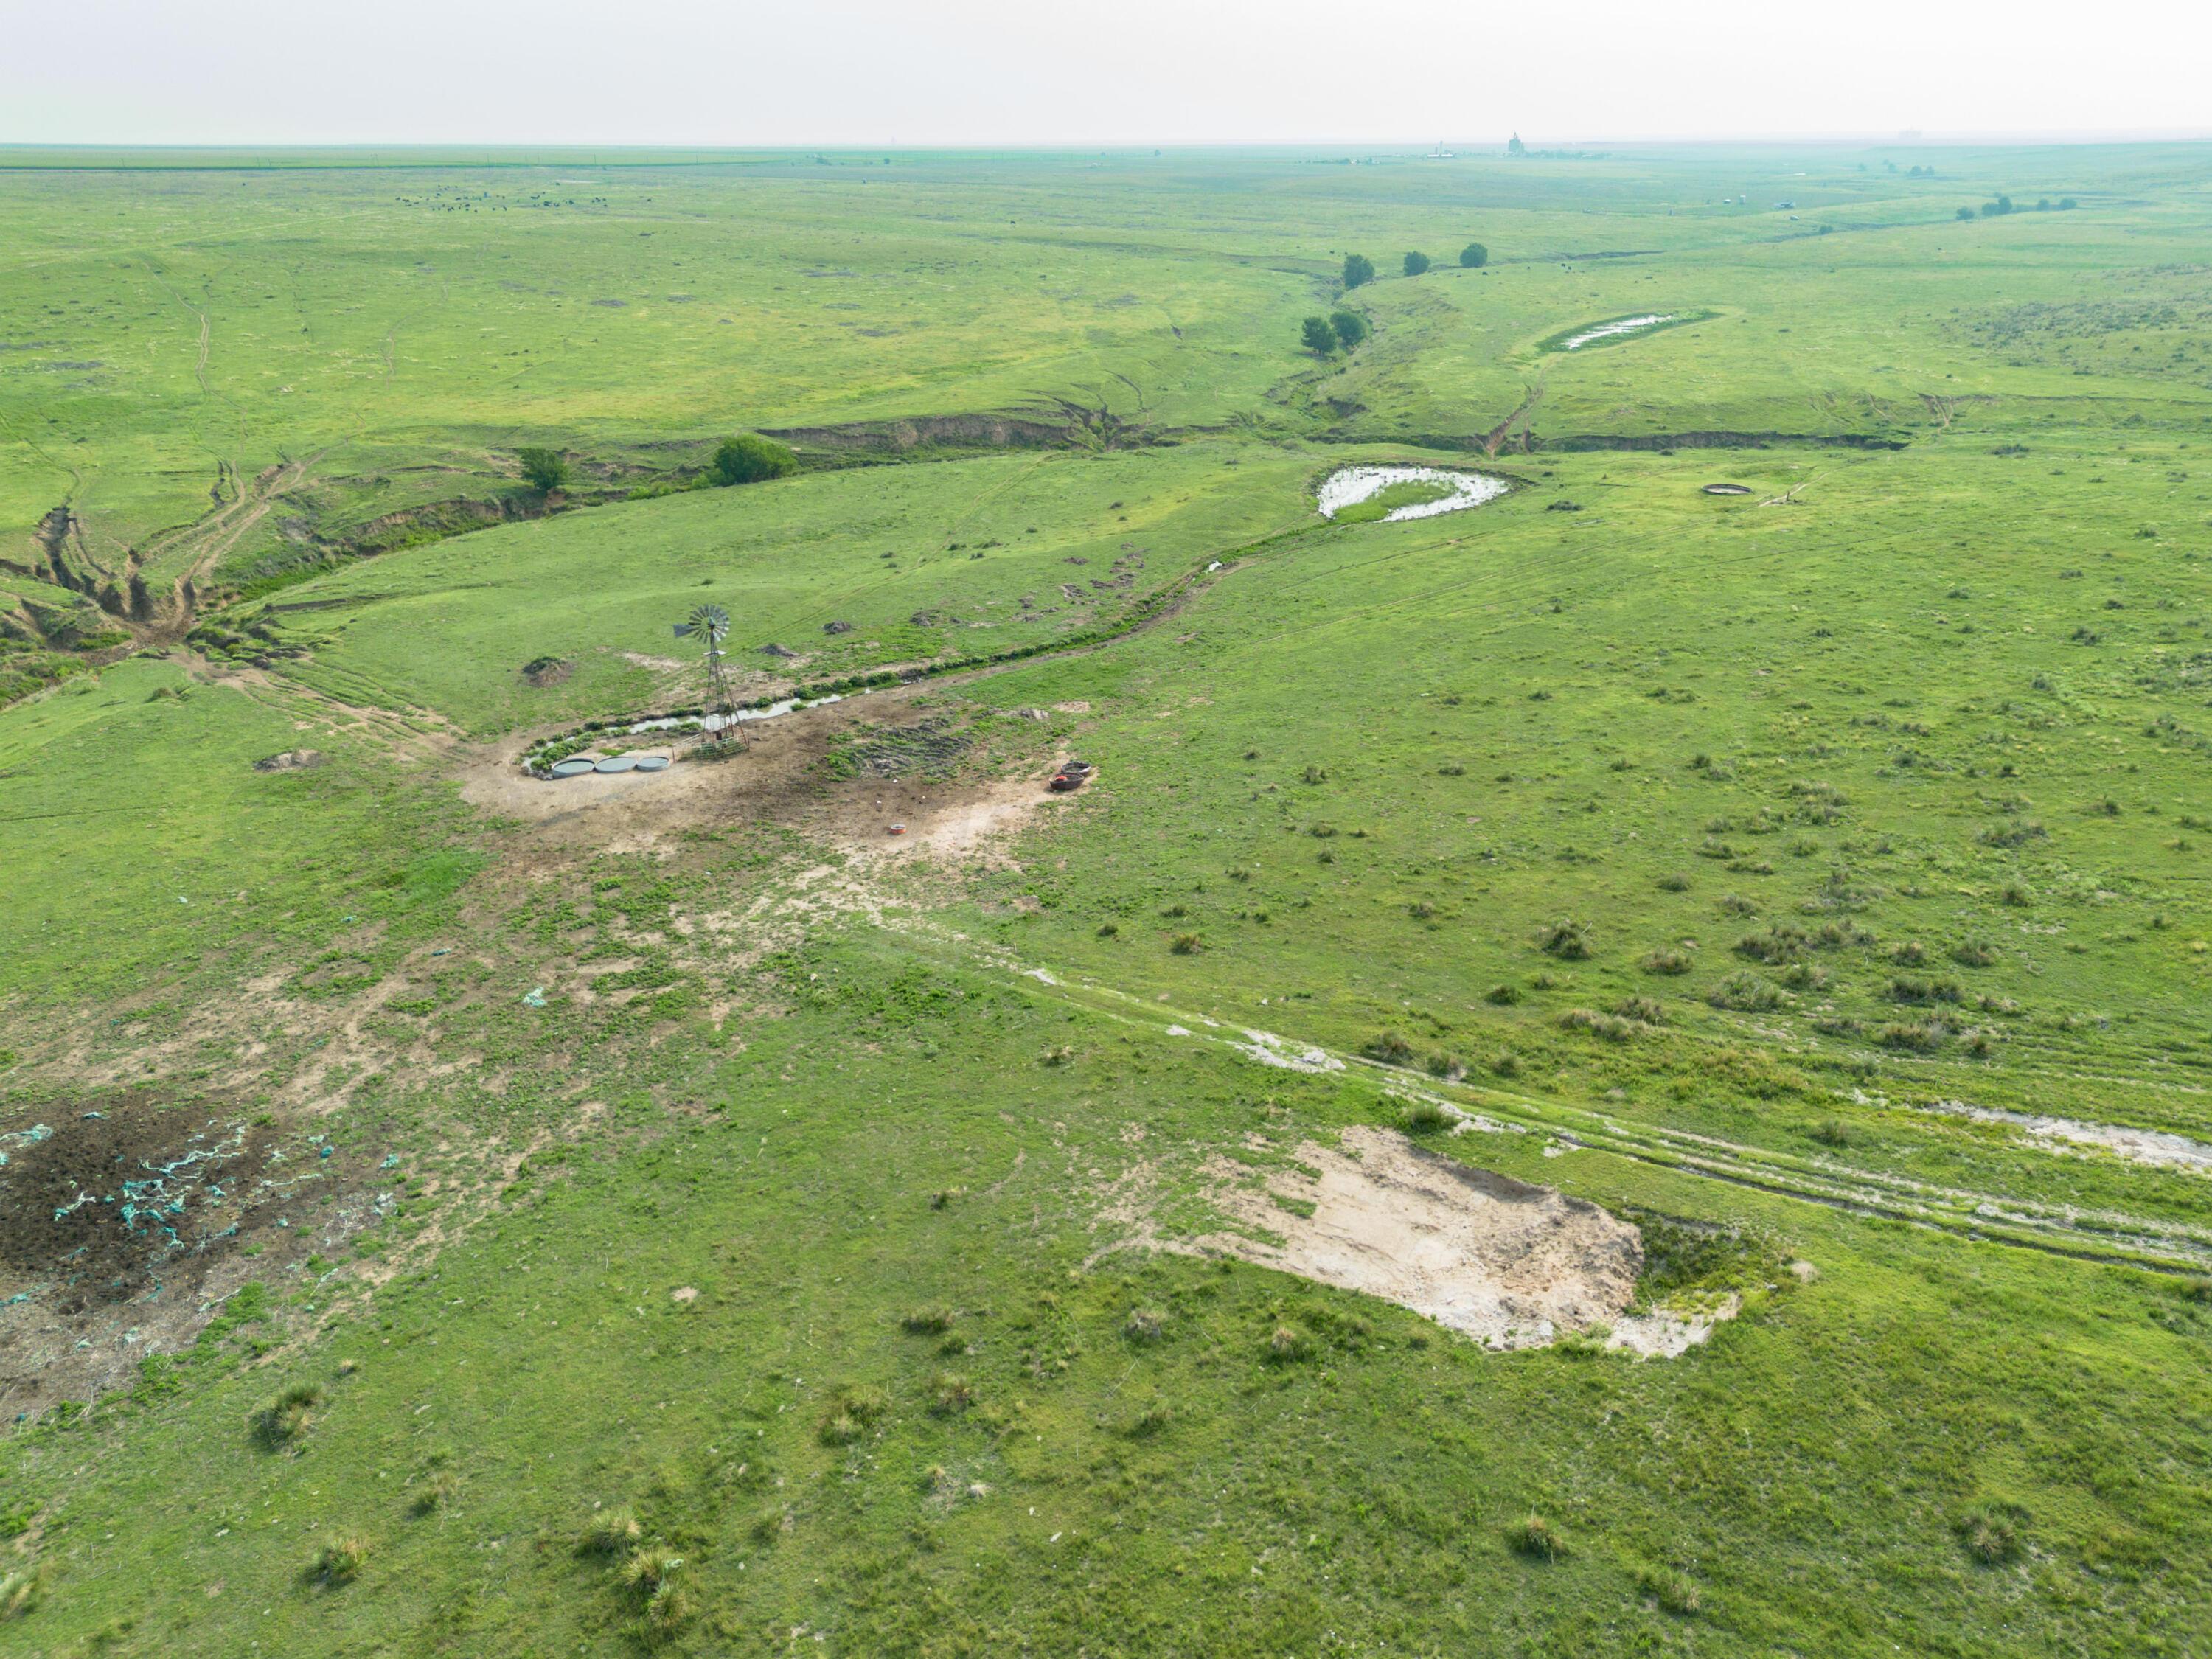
(711, 433), (799, 486)
(1424, 1050), (1461, 1079)
(1890, 940), (1928, 965)
(1657, 872), (1691, 892)
(1879, 1020), (1945, 1052)
(1610, 996), (1665, 1024)
(1635, 1564), (1703, 1615)
(2000, 882), (2032, 908)
(1717, 894), (1757, 917)
(1170, 933), (1203, 955)
(1538, 919), (1592, 959)
(1484, 982), (1523, 1005)
(312, 1534), (371, 1587)
(1491, 1051), (1521, 1078)
(1265, 1324), (1315, 1363)
(928, 1372), (975, 1415)
(902, 1305), (955, 1335)
(1096, 920), (1119, 938)
(1560, 1008), (1635, 1043)
(1952, 939), (1997, 967)
(517, 446), (569, 493)
(1040, 1045), (1074, 1065)
(1642, 947), (1692, 975)
(1302, 764), (1328, 785)
(1506, 1513), (1563, 1560)
(1778, 961), (1829, 991)
(1807, 1118), (1855, 1147)
(1887, 975), (1964, 1005)
(1366, 1031), (1416, 1064)
(582, 1508), (644, 1555)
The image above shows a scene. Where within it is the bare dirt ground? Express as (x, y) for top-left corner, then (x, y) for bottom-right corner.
(0, 1091), (387, 1415)
(456, 684), (1082, 866)
(1194, 1127), (1645, 1350)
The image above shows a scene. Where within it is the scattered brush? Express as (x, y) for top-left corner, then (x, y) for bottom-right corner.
(1506, 1513), (1564, 1560)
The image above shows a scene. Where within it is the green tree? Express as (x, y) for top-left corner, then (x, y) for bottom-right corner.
(1458, 241), (1489, 268)
(1301, 316), (1338, 356)
(1329, 310), (1368, 350)
(1402, 251), (1431, 277)
(711, 434), (799, 487)
(1341, 254), (1374, 290)
(517, 448), (569, 493)
(1955, 206), (1976, 220)
(2059, 197), (2078, 210)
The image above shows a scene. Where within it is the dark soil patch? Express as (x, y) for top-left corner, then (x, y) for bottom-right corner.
(522, 655), (574, 687)
(0, 1091), (383, 1413)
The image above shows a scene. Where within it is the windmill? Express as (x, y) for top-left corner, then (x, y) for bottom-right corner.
(672, 602), (733, 730)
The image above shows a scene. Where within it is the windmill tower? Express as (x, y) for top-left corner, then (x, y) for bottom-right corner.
(672, 602), (734, 733)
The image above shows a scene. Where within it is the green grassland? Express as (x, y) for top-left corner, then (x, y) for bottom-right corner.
(4, 144), (2212, 1657)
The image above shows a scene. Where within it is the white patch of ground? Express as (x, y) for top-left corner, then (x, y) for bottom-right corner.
(1559, 313), (1674, 350)
(1197, 1127), (1641, 1350)
(1607, 1295), (1740, 1357)
(1315, 466), (1508, 523)
(1921, 1099), (2212, 1173)
(1232, 1029), (1344, 1073)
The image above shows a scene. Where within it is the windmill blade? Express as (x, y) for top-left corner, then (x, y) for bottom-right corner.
(672, 622), (696, 639)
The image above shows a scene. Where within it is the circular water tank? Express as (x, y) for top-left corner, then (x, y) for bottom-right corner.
(549, 758), (597, 778)
(634, 755), (670, 772)
(595, 755), (638, 774)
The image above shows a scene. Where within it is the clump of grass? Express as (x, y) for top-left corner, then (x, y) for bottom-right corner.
(902, 1305), (955, 1335)
(1559, 1008), (1635, 1043)
(1537, 918), (1592, 959)
(1484, 982), (1523, 1005)
(1955, 1506), (2023, 1565)
(818, 1383), (890, 1446)
(1096, 920), (1118, 938)
(1040, 1045), (1074, 1065)
(1265, 1324), (1315, 1363)
(251, 1380), (324, 1447)
(928, 1372), (975, 1415)
(1301, 764), (1327, 785)
(310, 1534), (371, 1587)
(1399, 1099), (1450, 1133)
(1491, 1051), (1521, 1077)
(1423, 1050), (1461, 1079)
(1634, 1563), (1703, 1615)
(1169, 933), (1203, 955)
(1365, 1031), (1415, 1064)
(1717, 893), (1757, 917)
(1506, 1513), (1564, 1560)
(411, 1471), (459, 1516)
(1124, 1397), (1175, 1437)
(2001, 882), (2033, 908)
(580, 1507), (644, 1555)
(1778, 961), (1830, 991)
(622, 1544), (684, 1596)
(1888, 975), (1964, 1005)
(643, 1581), (692, 1635)
(1708, 970), (1784, 1012)
(1879, 1020), (1946, 1052)
(1890, 939), (1927, 965)
(1952, 939), (1997, 967)
(1735, 924), (1807, 963)
(1641, 947), (1692, 975)
(1807, 1118), (1856, 1147)
(1656, 872), (1691, 892)
(1610, 996), (1664, 1024)
(1123, 1307), (1166, 1343)
(0, 1565), (46, 1621)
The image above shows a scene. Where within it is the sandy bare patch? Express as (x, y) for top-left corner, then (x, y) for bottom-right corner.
(1199, 1127), (1641, 1349)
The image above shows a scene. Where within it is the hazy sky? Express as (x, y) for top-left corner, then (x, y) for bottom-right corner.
(7, 0), (2209, 147)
